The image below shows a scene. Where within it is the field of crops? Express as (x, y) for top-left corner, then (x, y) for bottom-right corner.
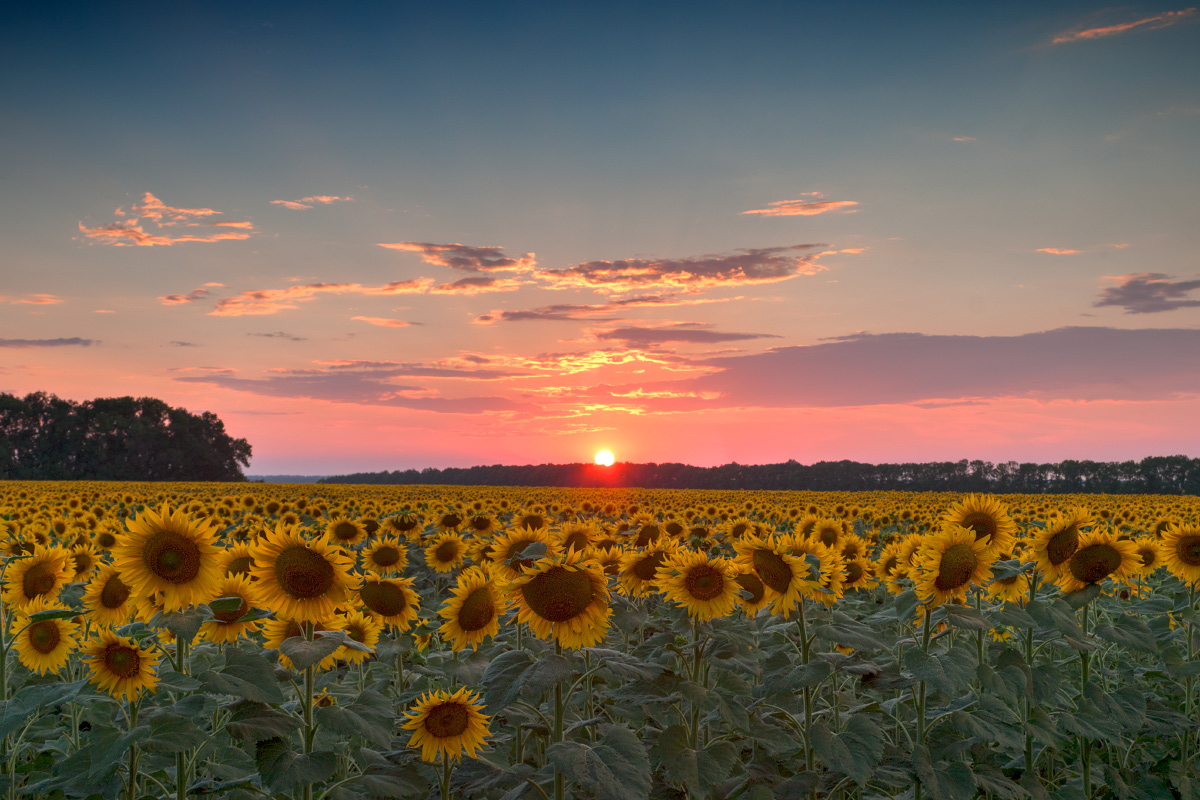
(0, 482), (1198, 800)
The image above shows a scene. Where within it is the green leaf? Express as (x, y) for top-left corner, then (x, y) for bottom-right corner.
(774, 772), (819, 800)
(1094, 613), (1156, 653)
(253, 737), (338, 793)
(815, 612), (884, 651)
(906, 642), (977, 694)
(913, 746), (976, 800)
(208, 596), (245, 614)
(481, 650), (574, 713)
(278, 631), (364, 670)
(1062, 583), (1102, 610)
(314, 689), (394, 747)
(523, 654), (574, 695)
(654, 724), (737, 796)
(810, 715), (884, 787)
(546, 724), (651, 800)
(144, 711), (207, 752)
(226, 700), (303, 742)
(198, 647), (285, 703)
(25, 608), (79, 623)
(582, 648), (659, 680)
(991, 559), (1031, 581)
(156, 670), (202, 693)
(990, 603), (1038, 629)
(943, 604), (991, 630)
(149, 606), (211, 644)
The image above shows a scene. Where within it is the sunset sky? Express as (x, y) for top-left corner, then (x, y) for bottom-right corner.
(3, 3), (1199, 474)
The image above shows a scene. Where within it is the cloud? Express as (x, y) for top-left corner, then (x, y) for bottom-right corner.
(248, 331), (307, 341)
(0, 337), (94, 348)
(174, 363), (536, 413)
(8, 294), (62, 306)
(1036, 248), (1082, 255)
(741, 199), (859, 217)
(209, 278), (437, 316)
(78, 192), (253, 246)
(352, 316), (418, 328)
(159, 286), (214, 305)
(94, 309), (115, 314)
(1052, 8), (1195, 43)
(270, 195), (354, 210)
(593, 324), (782, 347)
(428, 277), (526, 295)
(170, 341), (197, 347)
(539, 244), (827, 294)
(952, 136), (977, 142)
(1094, 273), (1200, 313)
(378, 241), (537, 273)
(472, 294), (741, 325)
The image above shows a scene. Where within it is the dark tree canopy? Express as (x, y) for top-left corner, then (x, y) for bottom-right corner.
(0, 392), (251, 481)
(320, 456), (1200, 495)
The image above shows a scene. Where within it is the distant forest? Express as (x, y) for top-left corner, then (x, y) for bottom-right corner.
(319, 456), (1200, 494)
(0, 392), (252, 481)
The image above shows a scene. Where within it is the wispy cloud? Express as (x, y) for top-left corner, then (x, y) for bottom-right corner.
(0, 337), (94, 348)
(429, 277), (526, 295)
(593, 324), (782, 347)
(170, 341), (197, 347)
(6, 294), (62, 305)
(472, 294), (741, 325)
(209, 279), (434, 316)
(1052, 8), (1195, 43)
(378, 241), (537, 273)
(1036, 247), (1082, 255)
(952, 136), (977, 142)
(741, 198), (859, 217)
(351, 316), (418, 328)
(159, 284), (223, 305)
(270, 195), (354, 210)
(78, 192), (253, 246)
(539, 244), (827, 294)
(248, 331), (307, 341)
(1094, 273), (1200, 313)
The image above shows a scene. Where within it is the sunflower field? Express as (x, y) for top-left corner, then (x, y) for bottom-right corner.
(0, 482), (1198, 800)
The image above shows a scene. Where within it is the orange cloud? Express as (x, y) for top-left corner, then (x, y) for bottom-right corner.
(207, 277), (441, 316)
(78, 192), (253, 246)
(428, 277), (526, 295)
(952, 136), (977, 142)
(159, 286), (216, 305)
(378, 241), (537, 273)
(1036, 247), (1082, 255)
(351, 316), (417, 328)
(10, 294), (62, 305)
(270, 195), (354, 210)
(472, 294), (742, 325)
(742, 199), (859, 217)
(1052, 8), (1195, 43)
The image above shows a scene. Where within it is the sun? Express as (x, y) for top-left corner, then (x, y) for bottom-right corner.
(594, 450), (614, 466)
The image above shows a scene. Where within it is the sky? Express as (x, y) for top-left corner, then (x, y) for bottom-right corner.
(2, 2), (1199, 474)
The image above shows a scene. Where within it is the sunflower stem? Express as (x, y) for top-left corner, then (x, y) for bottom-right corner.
(303, 622), (316, 800)
(440, 750), (452, 800)
(798, 600), (814, 797)
(553, 643), (565, 800)
(914, 606), (933, 800)
(1023, 569), (1040, 779)
(125, 701), (140, 800)
(1185, 585), (1198, 770)
(1078, 600), (1092, 798)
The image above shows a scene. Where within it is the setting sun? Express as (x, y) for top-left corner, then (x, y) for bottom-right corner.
(594, 450), (614, 466)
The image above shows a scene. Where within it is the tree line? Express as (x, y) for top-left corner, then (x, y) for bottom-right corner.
(319, 456), (1200, 494)
(0, 392), (251, 481)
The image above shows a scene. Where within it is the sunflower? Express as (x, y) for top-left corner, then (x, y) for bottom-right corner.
(556, 521), (601, 553)
(655, 549), (740, 621)
(1055, 529), (1141, 594)
(1030, 508), (1094, 581)
(93, 523), (121, 551)
(505, 550), (611, 649)
(262, 617), (338, 671)
(221, 543), (255, 577)
(841, 559), (878, 593)
(439, 567), (506, 651)
(730, 533), (811, 619)
(627, 516), (663, 548)
(733, 570), (773, 615)
(250, 523), (356, 623)
(401, 687), (492, 763)
(424, 533), (468, 573)
(488, 527), (560, 583)
(433, 510), (466, 534)
(1132, 535), (1160, 575)
(1159, 523), (1200, 586)
(13, 596), (80, 675)
(357, 573), (421, 630)
(361, 536), (409, 575)
(335, 609), (382, 665)
(783, 535), (846, 607)
(587, 544), (625, 577)
(83, 564), (136, 626)
(986, 571), (1029, 604)
(617, 541), (678, 597)
(941, 494), (1017, 554)
(69, 543), (104, 581)
(83, 628), (159, 702)
(3, 544), (72, 610)
(875, 540), (910, 594)
(199, 575), (262, 644)
(913, 524), (995, 607)
(384, 513), (424, 543)
(463, 513), (498, 537)
(809, 518), (843, 549)
(112, 505), (223, 612)
(325, 518), (367, 549)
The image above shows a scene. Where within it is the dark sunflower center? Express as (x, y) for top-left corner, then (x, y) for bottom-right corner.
(434, 541), (460, 563)
(97, 532), (117, 548)
(332, 522), (360, 541)
(1070, 543), (1123, 584)
(997, 575), (1021, 586)
(213, 595), (250, 624)
(225, 555), (253, 576)
(273, 545), (336, 599)
(735, 572), (765, 604)
(72, 552), (94, 574)
(1138, 548), (1157, 567)
(361, 581), (407, 617)
(1046, 525), (1079, 567)
(563, 531), (589, 551)
(440, 514), (462, 529)
(29, 621), (60, 654)
(752, 549), (792, 594)
(601, 557), (621, 576)
(457, 586), (496, 632)
(100, 574), (132, 609)
(520, 515), (546, 530)
(371, 546), (402, 567)
(882, 556), (899, 576)
(521, 566), (595, 623)
(22, 562), (58, 599)
(469, 516), (492, 531)
(665, 522), (684, 536)
(730, 523), (750, 538)
(142, 530), (202, 584)
(103, 643), (140, 678)
(346, 623), (367, 643)
(959, 511), (998, 542)
(934, 544), (978, 591)
(684, 565), (724, 600)
(635, 525), (661, 547)
(394, 518), (419, 532)
(845, 561), (864, 584)
(1177, 535), (1200, 567)
(424, 703), (469, 738)
(631, 553), (666, 582)
(818, 527), (839, 547)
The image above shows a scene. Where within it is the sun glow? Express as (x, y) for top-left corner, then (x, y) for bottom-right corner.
(594, 450), (614, 466)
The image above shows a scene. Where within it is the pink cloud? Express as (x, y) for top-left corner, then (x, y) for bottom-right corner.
(208, 277), (438, 316)
(351, 316), (417, 328)
(952, 136), (977, 142)
(428, 277), (526, 295)
(159, 286), (215, 306)
(78, 192), (254, 246)
(742, 199), (859, 217)
(1052, 8), (1195, 43)
(378, 241), (537, 273)
(472, 294), (742, 325)
(270, 200), (313, 210)
(10, 294), (62, 305)
(1036, 247), (1082, 255)
(1094, 273), (1200, 313)
(270, 195), (354, 210)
